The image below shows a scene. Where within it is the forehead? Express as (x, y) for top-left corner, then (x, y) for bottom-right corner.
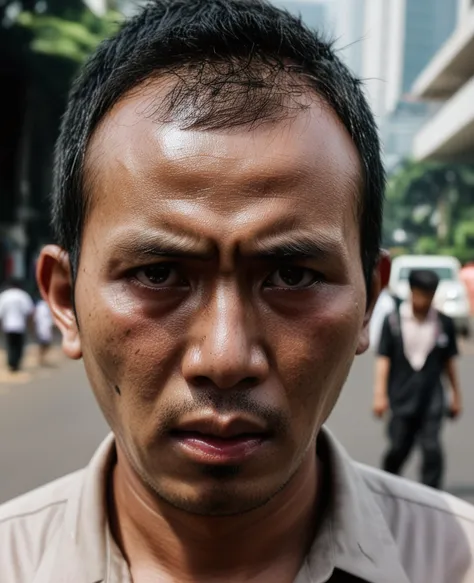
(84, 82), (362, 244)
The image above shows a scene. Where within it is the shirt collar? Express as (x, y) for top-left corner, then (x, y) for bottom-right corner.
(308, 429), (410, 583)
(33, 434), (115, 583)
(37, 431), (409, 583)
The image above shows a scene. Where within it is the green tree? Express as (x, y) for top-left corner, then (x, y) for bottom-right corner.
(16, 7), (121, 64)
(384, 159), (474, 262)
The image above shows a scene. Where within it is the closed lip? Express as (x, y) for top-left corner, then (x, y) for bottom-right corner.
(169, 415), (270, 440)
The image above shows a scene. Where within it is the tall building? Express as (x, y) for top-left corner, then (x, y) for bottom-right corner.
(330, 0), (366, 76)
(272, 0), (330, 32)
(361, 0), (458, 121)
(403, 0), (458, 93)
(348, 0), (458, 168)
(412, 0), (474, 162)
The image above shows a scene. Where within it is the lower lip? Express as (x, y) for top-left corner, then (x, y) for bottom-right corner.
(171, 433), (267, 464)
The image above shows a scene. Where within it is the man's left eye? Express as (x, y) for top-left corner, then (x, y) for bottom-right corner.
(264, 267), (321, 289)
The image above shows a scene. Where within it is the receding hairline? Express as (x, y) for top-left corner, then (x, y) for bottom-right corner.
(82, 66), (365, 218)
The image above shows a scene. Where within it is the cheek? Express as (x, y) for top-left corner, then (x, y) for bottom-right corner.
(268, 287), (363, 425)
(75, 281), (186, 425)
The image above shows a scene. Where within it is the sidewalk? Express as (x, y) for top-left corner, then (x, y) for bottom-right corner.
(0, 344), (65, 388)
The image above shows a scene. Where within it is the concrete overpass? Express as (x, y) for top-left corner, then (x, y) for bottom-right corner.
(412, 1), (474, 163)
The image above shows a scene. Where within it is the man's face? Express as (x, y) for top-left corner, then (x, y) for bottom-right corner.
(43, 84), (378, 516)
(411, 287), (436, 316)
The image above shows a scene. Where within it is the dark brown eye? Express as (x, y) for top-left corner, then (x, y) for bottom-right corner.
(135, 264), (184, 288)
(265, 267), (320, 289)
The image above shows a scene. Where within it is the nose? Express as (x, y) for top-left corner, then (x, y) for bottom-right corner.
(182, 283), (269, 390)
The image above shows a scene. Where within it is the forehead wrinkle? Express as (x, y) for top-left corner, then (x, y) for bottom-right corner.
(145, 155), (318, 204)
(80, 84), (365, 251)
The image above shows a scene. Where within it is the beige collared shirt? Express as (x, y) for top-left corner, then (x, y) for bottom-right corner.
(1, 430), (474, 583)
(399, 302), (438, 371)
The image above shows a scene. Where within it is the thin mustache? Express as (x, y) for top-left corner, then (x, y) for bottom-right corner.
(157, 391), (288, 434)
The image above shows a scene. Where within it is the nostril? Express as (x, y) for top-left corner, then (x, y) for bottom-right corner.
(193, 376), (211, 388)
(239, 376), (260, 390)
(190, 376), (260, 390)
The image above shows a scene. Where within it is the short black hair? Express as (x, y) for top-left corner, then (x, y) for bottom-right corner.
(409, 269), (440, 293)
(52, 0), (385, 292)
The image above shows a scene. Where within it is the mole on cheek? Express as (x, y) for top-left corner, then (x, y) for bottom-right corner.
(114, 385), (122, 396)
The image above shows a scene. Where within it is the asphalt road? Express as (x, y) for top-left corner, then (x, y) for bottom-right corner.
(1, 347), (474, 504)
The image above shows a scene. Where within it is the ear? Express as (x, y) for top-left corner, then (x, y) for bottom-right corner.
(36, 245), (82, 360)
(356, 250), (391, 355)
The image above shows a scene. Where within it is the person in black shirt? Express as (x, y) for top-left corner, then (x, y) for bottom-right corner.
(373, 269), (462, 489)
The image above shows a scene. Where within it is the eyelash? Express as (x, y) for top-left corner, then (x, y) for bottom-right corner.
(127, 263), (324, 290)
(128, 262), (185, 289)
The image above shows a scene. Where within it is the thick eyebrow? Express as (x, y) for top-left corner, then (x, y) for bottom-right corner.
(249, 236), (340, 260)
(113, 233), (214, 260)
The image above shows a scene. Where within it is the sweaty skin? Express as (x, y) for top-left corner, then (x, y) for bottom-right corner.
(38, 83), (382, 583)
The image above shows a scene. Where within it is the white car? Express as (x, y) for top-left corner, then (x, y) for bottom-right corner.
(389, 255), (471, 336)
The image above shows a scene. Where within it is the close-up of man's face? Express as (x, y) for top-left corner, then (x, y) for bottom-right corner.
(6, 2), (474, 582)
(41, 81), (379, 517)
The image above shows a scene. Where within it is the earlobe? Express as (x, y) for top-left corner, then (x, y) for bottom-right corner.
(36, 245), (82, 360)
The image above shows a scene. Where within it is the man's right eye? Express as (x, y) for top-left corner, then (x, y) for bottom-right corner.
(133, 264), (186, 288)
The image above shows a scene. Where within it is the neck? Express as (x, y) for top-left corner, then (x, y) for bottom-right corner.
(412, 307), (430, 322)
(109, 445), (320, 582)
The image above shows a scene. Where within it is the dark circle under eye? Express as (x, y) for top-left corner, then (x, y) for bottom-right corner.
(278, 267), (307, 287)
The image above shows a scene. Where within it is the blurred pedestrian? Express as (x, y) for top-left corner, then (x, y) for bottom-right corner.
(0, 278), (34, 372)
(373, 269), (462, 489)
(369, 285), (397, 349)
(34, 299), (54, 366)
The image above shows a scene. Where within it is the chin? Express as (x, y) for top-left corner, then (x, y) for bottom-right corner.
(152, 470), (284, 517)
(161, 485), (274, 517)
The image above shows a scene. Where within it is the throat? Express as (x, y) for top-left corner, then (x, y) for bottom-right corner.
(108, 448), (324, 583)
(413, 310), (428, 322)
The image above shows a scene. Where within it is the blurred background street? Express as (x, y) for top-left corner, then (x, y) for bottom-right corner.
(1, 341), (474, 505)
(1, 0), (474, 505)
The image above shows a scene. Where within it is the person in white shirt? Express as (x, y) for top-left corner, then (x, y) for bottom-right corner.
(373, 269), (461, 489)
(369, 287), (397, 350)
(34, 299), (54, 366)
(0, 279), (34, 372)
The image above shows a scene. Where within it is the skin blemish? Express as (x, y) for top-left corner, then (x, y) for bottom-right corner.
(115, 385), (122, 396)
